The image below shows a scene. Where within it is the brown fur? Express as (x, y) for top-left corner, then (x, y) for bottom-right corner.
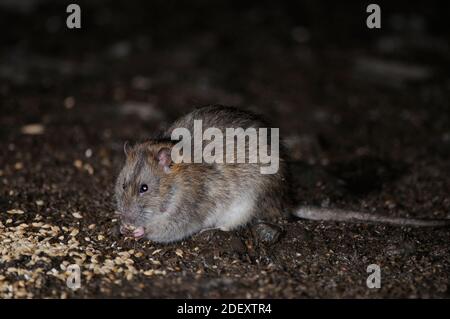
(115, 105), (291, 243)
(115, 105), (449, 243)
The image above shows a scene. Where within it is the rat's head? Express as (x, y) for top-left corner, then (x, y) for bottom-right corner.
(115, 140), (177, 240)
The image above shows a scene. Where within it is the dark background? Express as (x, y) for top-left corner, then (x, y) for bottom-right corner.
(0, 0), (449, 298)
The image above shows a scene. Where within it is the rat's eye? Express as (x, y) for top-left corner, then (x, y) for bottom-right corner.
(139, 184), (148, 193)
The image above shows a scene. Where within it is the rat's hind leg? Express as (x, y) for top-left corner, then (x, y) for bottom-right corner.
(250, 185), (290, 244)
(251, 219), (284, 244)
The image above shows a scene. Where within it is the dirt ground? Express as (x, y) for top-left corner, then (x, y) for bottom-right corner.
(1, 1), (449, 298)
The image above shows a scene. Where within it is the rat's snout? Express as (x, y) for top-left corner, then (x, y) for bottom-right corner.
(118, 210), (146, 238)
(120, 223), (145, 238)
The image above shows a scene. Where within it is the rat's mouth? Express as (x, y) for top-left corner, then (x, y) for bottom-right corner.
(132, 226), (145, 238)
(120, 225), (145, 239)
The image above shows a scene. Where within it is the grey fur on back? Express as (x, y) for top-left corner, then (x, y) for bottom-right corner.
(164, 105), (291, 223)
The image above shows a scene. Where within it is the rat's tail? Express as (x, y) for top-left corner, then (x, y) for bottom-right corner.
(294, 206), (450, 227)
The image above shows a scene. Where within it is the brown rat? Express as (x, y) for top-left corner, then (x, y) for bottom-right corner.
(115, 105), (450, 243)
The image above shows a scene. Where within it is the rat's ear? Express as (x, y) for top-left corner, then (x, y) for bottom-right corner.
(123, 141), (131, 157)
(156, 147), (172, 173)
